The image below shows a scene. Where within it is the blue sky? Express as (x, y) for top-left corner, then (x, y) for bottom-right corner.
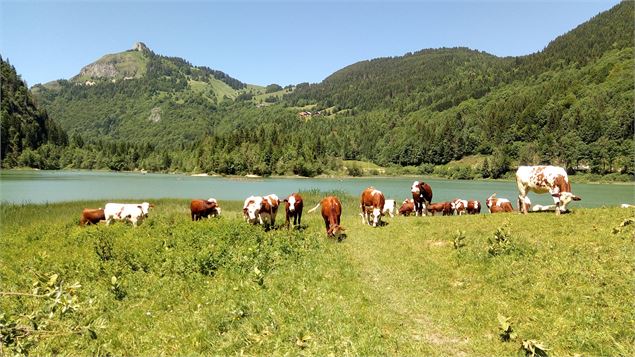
(0, 0), (621, 87)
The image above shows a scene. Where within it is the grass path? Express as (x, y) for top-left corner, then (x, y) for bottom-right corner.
(341, 216), (471, 355)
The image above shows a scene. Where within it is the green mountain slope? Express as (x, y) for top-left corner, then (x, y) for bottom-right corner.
(1, 56), (67, 167)
(32, 43), (249, 146)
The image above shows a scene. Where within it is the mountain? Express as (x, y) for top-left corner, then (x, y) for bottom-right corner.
(23, 2), (635, 177)
(32, 42), (256, 146)
(1, 56), (67, 167)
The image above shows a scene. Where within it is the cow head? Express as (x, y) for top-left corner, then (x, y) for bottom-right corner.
(411, 181), (420, 194)
(486, 193), (497, 208)
(286, 195), (297, 212)
(371, 208), (382, 227)
(553, 192), (582, 212)
(140, 202), (152, 217)
(244, 196), (263, 223)
(328, 224), (345, 238)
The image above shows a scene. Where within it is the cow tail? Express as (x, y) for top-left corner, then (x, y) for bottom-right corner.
(308, 203), (321, 213)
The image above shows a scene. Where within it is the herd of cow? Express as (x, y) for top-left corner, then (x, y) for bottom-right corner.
(80, 165), (584, 237)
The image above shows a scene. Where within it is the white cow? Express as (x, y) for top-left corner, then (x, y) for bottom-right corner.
(104, 202), (153, 226)
(516, 166), (581, 215)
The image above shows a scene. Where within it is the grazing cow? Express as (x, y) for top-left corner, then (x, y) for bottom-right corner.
(486, 194), (513, 214)
(283, 193), (304, 228)
(466, 200), (481, 215)
(243, 194), (280, 229)
(411, 181), (433, 216)
(398, 199), (415, 216)
(360, 187), (386, 227)
(451, 199), (468, 215)
(383, 199), (396, 218)
(516, 165), (581, 215)
(190, 198), (221, 221)
(308, 196), (345, 238)
(80, 208), (105, 226)
(104, 202), (153, 226)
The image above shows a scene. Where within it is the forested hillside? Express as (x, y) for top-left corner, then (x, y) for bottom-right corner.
(14, 1), (635, 178)
(0, 56), (67, 167)
(32, 43), (250, 146)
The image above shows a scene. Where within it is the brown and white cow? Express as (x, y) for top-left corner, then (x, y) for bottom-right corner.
(308, 196), (345, 238)
(411, 181), (433, 216)
(486, 193), (514, 213)
(80, 208), (105, 226)
(451, 199), (481, 215)
(190, 198), (221, 221)
(427, 202), (454, 216)
(243, 194), (280, 229)
(361, 187), (386, 227)
(516, 166), (581, 215)
(283, 193), (304, 229)
(398, 199), (415, 216)
(451, 199), (468, 215)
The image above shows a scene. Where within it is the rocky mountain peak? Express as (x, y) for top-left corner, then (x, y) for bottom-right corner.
(133, 42), (150, 53)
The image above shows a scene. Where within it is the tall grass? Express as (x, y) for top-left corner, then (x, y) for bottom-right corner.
(1, 195), (633, 355)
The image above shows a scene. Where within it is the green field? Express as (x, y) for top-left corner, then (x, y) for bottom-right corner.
(1, 193), (633, 355)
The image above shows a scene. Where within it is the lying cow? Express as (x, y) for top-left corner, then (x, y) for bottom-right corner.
(308, 196), (345, 238)
(411, 181), (433, 216)
(383, 199), (396, 218)
(190, 198), (221, 221)
(283, 193), (303, 229)
(427, 202), (453, 216)
(80, 208), (105, 226)
(104, 202), (153, 226)
(485, 194), (513, 213)
(532, 204), (557, 212)
(243, 194), (279, 229)
(398, 199), (415, 216)
(516, 165), (581, 215)
(361, 187), (385, 227)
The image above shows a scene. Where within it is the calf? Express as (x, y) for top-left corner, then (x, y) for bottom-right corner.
(398, 199), (415, 216)
(516, 165), (581, 215)
(104, 202), (153, 227)
(190, 198), (221, 221)
(360, 187), (385, 227)
(283, 193), (304, 228)
(308, 196), (345, 238)
(411, 181), (433, 216)
(80, 208), (105, 226)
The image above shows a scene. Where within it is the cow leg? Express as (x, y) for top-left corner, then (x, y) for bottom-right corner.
(285, 212), (291, 229)
(516, 182), (529, 214)
(324, 218), (330, 234)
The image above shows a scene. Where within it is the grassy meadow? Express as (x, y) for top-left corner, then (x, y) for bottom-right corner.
(1, 192), (633, 355)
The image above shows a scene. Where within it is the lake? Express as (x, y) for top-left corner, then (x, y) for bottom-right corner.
(0, 170), (633, 208)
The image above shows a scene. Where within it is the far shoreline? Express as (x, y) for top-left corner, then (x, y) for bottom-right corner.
(1, 167), (633, 185)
